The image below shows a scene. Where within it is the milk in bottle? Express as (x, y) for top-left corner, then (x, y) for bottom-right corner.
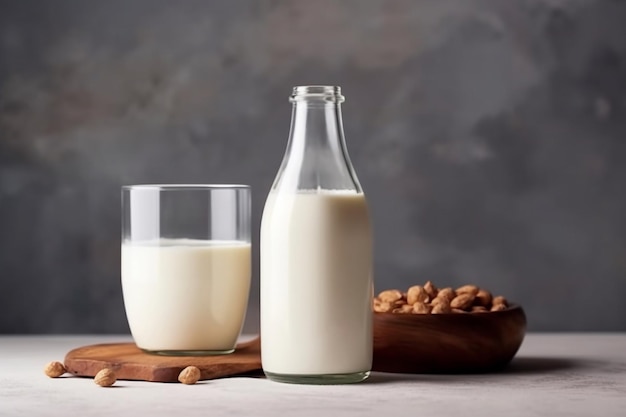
(260, 86), (373, 384)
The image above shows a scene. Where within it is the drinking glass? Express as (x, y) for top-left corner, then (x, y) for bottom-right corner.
(121, 184), (251, 355)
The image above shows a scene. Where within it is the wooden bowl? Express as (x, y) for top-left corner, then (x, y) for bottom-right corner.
(372, 304), (526, 374)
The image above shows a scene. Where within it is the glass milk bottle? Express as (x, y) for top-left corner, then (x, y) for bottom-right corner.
(260, 86), (373, 384)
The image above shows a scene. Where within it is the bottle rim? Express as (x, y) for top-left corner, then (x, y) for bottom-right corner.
(290, 85), (345, 103)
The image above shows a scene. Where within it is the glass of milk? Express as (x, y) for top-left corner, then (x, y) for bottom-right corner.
(121, 184), (251, 355)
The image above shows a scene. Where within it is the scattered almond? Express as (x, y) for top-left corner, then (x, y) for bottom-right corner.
(44, 361), (66, 378)
(178, 366), (201, 385)
(94, 368), (116, 387)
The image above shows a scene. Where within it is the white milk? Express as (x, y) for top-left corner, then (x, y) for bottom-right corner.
(121, 239), (251, 352)
(260, 190), (373, 375)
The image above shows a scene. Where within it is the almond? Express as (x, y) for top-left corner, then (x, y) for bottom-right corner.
(450, 293), (475, 310)
(455, 285), (479, 296)
(430, 296), (450, 308)
(44, 361), (66, 378)
(431, 303), (451, 314)
(393, 304), (414, 314)
(378, 289), (403, 303)
(423, 281), (438, 299)
(412, 302), (431, 314)
(492, 295), (508, 307)
(94, 368), (116, 387)
(178, 366), (201, 385)
(407, 285), (429, 305)
(491, 303), (507, 312)
(374, 301), (394, 313)
(393, 299), (406, 308)
(437, 287), (456, 302)
(475, 289), (492, 307)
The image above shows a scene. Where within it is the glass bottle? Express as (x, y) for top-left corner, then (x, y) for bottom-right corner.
(260, 86), (373, 384)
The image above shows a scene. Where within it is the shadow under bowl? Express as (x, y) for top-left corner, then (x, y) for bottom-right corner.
(373, 304), (527, 374)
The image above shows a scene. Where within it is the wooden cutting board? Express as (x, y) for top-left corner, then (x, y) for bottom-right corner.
(64, 338), (262, 382)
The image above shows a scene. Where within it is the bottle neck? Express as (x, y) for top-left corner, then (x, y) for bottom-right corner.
(273, 99), (362, 193)
(287, 101), (345, 156)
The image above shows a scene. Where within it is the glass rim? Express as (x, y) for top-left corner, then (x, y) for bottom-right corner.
(122, 184), (250, 191)
(290, 85), (345, 103)
(293, 85), (341, 95)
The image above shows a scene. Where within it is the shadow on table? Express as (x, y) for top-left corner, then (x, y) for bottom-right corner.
(503, 357), (583, 374)
(363, 357), (588, 384)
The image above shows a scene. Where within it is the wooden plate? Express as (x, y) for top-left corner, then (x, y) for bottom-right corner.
(64, 338), (261, 382)
(373, 304), (527, 373)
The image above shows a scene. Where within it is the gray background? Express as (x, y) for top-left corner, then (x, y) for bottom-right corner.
(1, 0), (625, 334)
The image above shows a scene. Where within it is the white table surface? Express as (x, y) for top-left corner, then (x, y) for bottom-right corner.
(1, 334), (625, 417)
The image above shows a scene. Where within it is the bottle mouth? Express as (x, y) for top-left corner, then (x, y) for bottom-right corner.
(290, 85), (345, 103)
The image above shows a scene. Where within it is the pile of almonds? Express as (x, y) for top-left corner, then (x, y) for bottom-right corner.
(373, 281), (508, 314)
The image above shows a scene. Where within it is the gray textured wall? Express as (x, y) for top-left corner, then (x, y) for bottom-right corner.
(1, 0), (625, 333)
